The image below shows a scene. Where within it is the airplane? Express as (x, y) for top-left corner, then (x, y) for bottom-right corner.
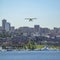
(25, 18), (37, 22)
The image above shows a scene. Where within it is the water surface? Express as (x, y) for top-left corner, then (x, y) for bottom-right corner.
(0, 51), (60, 60)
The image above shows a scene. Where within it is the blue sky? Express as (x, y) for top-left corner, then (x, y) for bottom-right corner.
(0, 0), (60, 29)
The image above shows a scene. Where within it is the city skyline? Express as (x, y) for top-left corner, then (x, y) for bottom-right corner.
(0, 0), (60, 29)
(0, 19), (60, 30)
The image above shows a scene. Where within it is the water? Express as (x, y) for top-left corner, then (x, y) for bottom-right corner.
(0, 51), (60, 60)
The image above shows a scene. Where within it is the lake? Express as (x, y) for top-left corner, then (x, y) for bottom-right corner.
(0, 51), (60, 60)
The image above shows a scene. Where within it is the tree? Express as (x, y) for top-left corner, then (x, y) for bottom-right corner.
(27, 40), (36, 50)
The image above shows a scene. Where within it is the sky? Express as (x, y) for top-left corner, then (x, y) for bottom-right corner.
(0, 0), (60, 29)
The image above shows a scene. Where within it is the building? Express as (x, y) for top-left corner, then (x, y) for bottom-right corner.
(2, 19), (11, 32)
(34, 25), (40, 32)
(2, 19), (6, 31)
(0, 26), (2, 33)
(10, 26), (15, 32)
(5, 22), (10, 32)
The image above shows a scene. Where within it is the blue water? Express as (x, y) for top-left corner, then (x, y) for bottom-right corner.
(0, 51), (60, 60)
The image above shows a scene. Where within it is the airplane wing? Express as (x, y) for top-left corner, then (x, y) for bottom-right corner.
(25, 18), (30, 20)
(25, 18), (37, 19)
(32, 18), (37, 19)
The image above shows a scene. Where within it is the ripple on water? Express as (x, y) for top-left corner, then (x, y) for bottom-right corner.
(0, 51), (60, 60)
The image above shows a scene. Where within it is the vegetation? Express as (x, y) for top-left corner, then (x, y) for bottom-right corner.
(36, 45), (45, 49)
(49, 45), (60, 49)
(26, 40), (36, 50)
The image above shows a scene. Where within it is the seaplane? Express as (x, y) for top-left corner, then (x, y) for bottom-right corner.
(25, 18), (37, 22)
(41, 46), (50, 51)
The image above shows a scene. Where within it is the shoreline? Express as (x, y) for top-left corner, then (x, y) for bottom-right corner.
(0, 45), (60, 51)
(0, 48), (60, 52)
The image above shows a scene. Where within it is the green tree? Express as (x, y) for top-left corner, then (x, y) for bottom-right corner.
(27, 40), (36, 50)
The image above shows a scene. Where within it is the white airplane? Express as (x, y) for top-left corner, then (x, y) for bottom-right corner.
(25, 18), (37, 22)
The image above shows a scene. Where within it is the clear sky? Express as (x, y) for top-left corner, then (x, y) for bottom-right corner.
(0, 0), (60, 29)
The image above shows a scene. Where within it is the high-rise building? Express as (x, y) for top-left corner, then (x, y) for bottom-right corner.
(5, 22), (10, 32)
(2, 19), (6, 31)
(2, 19), (11, 32)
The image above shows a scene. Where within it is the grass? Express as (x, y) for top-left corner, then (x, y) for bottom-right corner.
(49, 46), (60, 49)
(36, 45), (60, 50)
(36, 45), (45, 49)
